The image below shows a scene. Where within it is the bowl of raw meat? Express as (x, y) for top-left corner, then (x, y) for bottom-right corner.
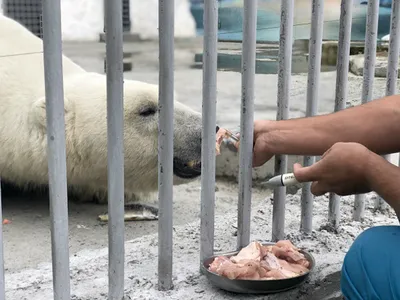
(201, 240), (315, 294)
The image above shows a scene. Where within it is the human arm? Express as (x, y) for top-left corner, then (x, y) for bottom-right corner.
(253, 95), (400, 167)
(293, 142), (400, 218)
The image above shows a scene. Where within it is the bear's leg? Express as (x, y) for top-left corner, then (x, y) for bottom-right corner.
(97, 192), (159, 222)
(98, 203), (159, 222)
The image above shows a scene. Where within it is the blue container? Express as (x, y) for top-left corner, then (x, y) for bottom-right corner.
(190, 0), (392, 42)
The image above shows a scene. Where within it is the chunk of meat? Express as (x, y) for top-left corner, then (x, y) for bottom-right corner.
(222, 260), (267, 280)
(208, 256), (230, 273)
(208, 240), (310, 281)
(277, 258), (309, 275)
(215, 128), (239, 155)
(230, 241), (263, 263)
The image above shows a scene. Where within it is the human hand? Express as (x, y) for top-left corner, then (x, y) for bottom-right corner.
(252, 120), (275, 167)
(293, 142), (374, 196)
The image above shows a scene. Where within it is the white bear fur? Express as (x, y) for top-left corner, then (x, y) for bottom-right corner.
(0, 15), (203, 203)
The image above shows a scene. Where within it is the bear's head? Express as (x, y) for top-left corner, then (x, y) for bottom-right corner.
(32, 74), (209, 193)
(122, 79), (205, 190)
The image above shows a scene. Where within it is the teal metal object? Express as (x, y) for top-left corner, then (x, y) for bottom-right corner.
(190, 0), (392, 42)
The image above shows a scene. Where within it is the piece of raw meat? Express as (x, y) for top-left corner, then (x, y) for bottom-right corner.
(215, 128), (239, 155)
(208, 256), (231, 273)
(230, 241), (263, 263)
(221, 259), (267, 280)
(208, 240), (310, 281)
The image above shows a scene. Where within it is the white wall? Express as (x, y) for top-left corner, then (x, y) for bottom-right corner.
(0, 0), (196, 41)
(130, 0), (196, 39)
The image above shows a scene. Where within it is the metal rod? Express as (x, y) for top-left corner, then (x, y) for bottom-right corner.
(0, 180), (5, 300)
(353, 0), (380, 222)
(375, 0), (400, 211)
(200, 0), (218, 262)
(158, 0), (175, 291)
(237, 0), (257, 250)
(328, 0), (353, 229)
(272, 0), (294, 242)
(105, 0), (125, 298)
(41, 0), (71, 298)
(300, 0), (324, 234)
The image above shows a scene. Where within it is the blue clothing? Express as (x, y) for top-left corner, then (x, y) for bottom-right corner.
(341, 225), (400, 300)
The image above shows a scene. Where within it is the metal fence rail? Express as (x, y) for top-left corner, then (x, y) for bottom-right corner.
(375, 0), (400, 211)
(200, 0), (218, 264)
(104, 0), (125, 298)
(353, 0), (380, 222)
(1, 0), (400, 298)
(272, 0), (294, 242)
(42, 0), (71, 298)
(300, 0), (325, 234)
(157, 0), (175, 292)
(236, 0), (257, 250)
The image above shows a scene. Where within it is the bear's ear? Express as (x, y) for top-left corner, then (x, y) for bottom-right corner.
(31, 96), (72, 132)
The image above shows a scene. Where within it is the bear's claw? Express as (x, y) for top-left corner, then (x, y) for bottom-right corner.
(98, 203), (159, 222)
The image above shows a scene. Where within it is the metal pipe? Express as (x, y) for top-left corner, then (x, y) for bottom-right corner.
(300, 0), (324, 234)
(41, 0), (71, 298)
(272, 0), (294, 242)
(353, 0), (380, 221)
(237, 0), (257, 250)
(376, 0), (400, 211)
(0, 180), (5, 300)
(105, 0), (125, 298)
(158, 0), (175, 291)
(328, 0), (353, 229)
(200, 0), (218, 262)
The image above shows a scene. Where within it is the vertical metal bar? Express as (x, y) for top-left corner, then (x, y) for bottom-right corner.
(0, 180), (5, 300)
(328, 0), (353, 229)
(272, 0), (294, 242)
(41, 0), (71, 298)
(105, 0), (125, 298)
(375, 0), (400, 211)
(237, 0), (257, 250)
(353, 0), (379, 221)
(200, 0), (218, 263)
(300, 0), (324, 234)
(158, 0), (174, 291)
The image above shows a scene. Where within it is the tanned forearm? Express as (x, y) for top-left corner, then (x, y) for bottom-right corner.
(265, 95), (400, 156)
(366, 152), (400, 219)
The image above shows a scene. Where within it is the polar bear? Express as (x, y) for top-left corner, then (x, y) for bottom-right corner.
(0, 15), (206, 220)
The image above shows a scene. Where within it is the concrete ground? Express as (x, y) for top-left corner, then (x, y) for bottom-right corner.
(3, 39), (398, 298)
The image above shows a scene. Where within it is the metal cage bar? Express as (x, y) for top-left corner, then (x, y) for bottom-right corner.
(328, 0), (353, 229)
(236, 0), (257, 250)
(272, 0), (294, 242)
(300, 0), (324, 234)
(200, 0), (218, 263)
(41, 0), (71, 298)
(0, 180), (5, 299)
(105, 0), (125, 298)
(375, 0), (400, 211)
(353, 0), (380, 222)
(157, 0), (175, 291)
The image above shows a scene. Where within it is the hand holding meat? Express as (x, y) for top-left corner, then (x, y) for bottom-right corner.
(293, 142), (374, 196)
(208, 240), (310, 280)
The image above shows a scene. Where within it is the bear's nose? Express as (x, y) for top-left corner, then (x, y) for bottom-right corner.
(216, 125), (220, 133)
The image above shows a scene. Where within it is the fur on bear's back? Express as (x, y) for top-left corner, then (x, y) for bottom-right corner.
(0, 15), (85, 108)
(0, 16), (88, 186)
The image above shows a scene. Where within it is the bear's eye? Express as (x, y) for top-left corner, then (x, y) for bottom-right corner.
(138, 106), (157, 117)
